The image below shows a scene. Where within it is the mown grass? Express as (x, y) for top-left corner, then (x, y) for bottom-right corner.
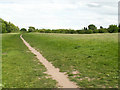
(2, 33), (57, 88)
(23, 33), (118, 88)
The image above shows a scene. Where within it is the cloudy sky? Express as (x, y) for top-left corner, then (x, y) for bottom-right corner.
(0, 0), (119, 29)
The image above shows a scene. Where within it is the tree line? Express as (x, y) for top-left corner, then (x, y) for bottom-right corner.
(0, 18), (119, 34)
(21, 24), (119, 34)
(0, 18), (19, 33)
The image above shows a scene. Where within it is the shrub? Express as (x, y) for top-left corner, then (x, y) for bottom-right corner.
(76, 30), (81, 34)
(69, 30), (76, 34)
(85, 30), (93, 34)
(93, 30), (99, 33)
(108, 25), (118, 33)
(0, 18), (19, 33)
(20, 28), (27, 32)
(39, 29), (45, 33)
(88, 24), (97, 30)
(28, 26), (35, 32)
(52, 30), (60, 33)
(78, 30), (85, 34)
(99, 28), (108, 33)
(45, 29), (51, 33)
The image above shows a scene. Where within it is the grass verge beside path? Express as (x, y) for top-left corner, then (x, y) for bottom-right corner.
(23, 33), (118, 88)
(2, 33), (57, 88)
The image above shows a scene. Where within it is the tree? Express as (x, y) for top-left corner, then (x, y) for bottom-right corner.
(35, 29), (39, 32)
(0, 18), (19, 33)
(39, 29), (45, 33)
(28, 26), (35, 32)
(85, 29), (93, 34)
(10, 23), (19, 32)
(77, 30), (85, 34)
(100, 26), (103, 29)
(118, 24), (120, 32)
(88, 24), (97, 30)
(93, 30), (99, 33)
(108, 25), (118, 33)
(20, 28), (27, 32)
(45, 29), (51, 33)
(99, 28), (108, 33)
(84, 27), (87, 30)
(2, 23), (7, 33)
(69, 29), (76, 34)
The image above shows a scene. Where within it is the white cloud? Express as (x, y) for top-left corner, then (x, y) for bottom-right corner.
(0, 0), (118, 29)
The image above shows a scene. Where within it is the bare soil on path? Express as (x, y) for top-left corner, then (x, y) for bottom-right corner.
(20, 35), (78, 88)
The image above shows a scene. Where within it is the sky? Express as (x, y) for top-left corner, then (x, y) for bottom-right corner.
(0, 0), (119, 29)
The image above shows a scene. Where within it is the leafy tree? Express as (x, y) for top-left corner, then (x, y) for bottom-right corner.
(39, 29), (45, 33)
(45, 29), (51, 33)
(84, 27), (87, 30)
(76, 30), (81, 34)
(118, 24), (120, 32)
(93, 30), (99, 33)
(2, 23), (7, 33)
(78, 30), (85, 34)
(28, 26), (35, 32)
(35, 29), (39, 32)
(85, 29), (93, 34)
(0, 18), (19, 33)
(108, 25), (118, 33)
(69, 30), (76, 34)
(88, 24), (97, 30)
(20, 28), (27, 32)
(99, 28), (108, 33)
(100, 26), (103, 29)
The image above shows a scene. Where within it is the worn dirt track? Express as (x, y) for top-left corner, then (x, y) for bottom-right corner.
(20, 35), (78, 88)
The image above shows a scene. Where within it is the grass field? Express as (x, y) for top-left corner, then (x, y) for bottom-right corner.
(23, 33), (118, 88)
(2, 33), (57, 88)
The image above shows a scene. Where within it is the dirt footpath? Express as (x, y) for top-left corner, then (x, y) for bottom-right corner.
(20, 35), (78, 88)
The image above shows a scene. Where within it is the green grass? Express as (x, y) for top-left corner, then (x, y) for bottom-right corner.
(23, 33), (118, 88)
(2, 33), (57, 88)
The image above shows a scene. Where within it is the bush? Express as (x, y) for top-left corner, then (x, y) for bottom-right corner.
(28, 26), (35, 32)
(20, 28), (27, 32)
(108, 25), (118, 33)
(76, 30), (81, 34)
(99, 29), (108, 33)
(93, 30), (99, 33)
(79, 30), (85, 34)
(88, 24), (97, 30)
(34, 29), (39, 32)
(0, 18), (19, 33)
(45, 29), (51, 33)
(69, 30), (76, 34)
(51, 30), (60, 33)
(59, 29), (66, 33)
(39, 29), (45, 33)
(85, 30), (93, 34)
